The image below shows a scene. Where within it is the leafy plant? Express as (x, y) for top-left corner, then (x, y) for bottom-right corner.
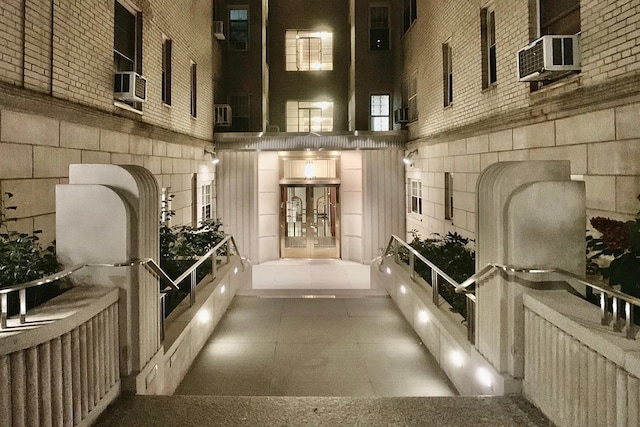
(0, 192), (62, 315)
(587, 194), (640, 299)
(159, 206), (226, 315)
(401, 231), (475, 318)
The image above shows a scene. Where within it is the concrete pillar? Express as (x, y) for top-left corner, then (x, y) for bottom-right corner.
(475, 161), (585, 380)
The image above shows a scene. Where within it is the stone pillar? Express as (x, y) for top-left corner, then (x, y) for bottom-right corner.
(56, 164), (160, 383)
(475, 161), (585, 380)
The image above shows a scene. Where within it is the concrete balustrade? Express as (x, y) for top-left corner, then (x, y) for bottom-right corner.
(0, 286), (120, 427)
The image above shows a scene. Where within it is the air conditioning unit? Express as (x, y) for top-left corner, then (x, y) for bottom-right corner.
(265, 124), (280, 132)
(394, 107), (409, 124)
(213, 21), (225, 40)
(517, 35), (581, 82)
(214, 104), (232, 126)
(114, 71), (147, 102)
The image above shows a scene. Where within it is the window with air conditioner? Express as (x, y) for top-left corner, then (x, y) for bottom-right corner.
(370, 5), (390, 50)
(403, 0), (417, 33)
(370, 94), (390, 131)
(113, 2), (145, 105)
(286, 101), (333, 132)
(285, 30), (333, 71)
(229, 7), (249, 51)
(481, 9), (497, 89)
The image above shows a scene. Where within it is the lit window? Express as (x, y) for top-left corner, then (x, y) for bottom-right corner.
(162, 36), (172, 105)
(443, 43), (453, 107)
(286, 101), (333, 132)
(161, 187), (172, 223)
(370, 6), (389, 50)
(229, 7), (249, 50)
(229, 93), (250, 131)
(201, 184), (212, 220)
(410, 180), (422, 215)
(444, 172), (453, 220)
(370, 94), (390, 131)
(285, 30), (333, 71)
(190, 61), (197, 118)
(481, 9), (496, 88)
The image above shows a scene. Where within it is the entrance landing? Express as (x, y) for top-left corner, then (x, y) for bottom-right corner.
(251, 259), (371, 290)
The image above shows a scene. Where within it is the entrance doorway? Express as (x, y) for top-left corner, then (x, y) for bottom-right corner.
(280, 184), (340, 258)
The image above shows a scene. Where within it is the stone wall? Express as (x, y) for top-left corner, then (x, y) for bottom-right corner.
(399, 0), (640, 240)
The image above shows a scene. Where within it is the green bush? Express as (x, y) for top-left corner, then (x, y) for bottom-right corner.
(401, 231), (475, 319)
(0, 193), (62, 315)
(159, 211), (226, 315)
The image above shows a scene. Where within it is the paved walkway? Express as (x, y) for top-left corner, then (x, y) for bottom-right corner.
(175, 295), (457, 397)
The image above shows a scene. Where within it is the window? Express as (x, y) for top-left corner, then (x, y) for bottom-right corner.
(443, 43), (453, 107)
(114, 2), (140, 73)
(410, 180), (422, 215)
(229, 7), (249, 50)
(286, 101), (333, 132)
(190, 61), (197, 118)
(370, 94), (390, 131)
(201, 184), (212, 220)
(401, 72), (418, 122)
(161, 187), (172, 223)
(229, 93), (250, 131)
(444, 173), (453, 220)
(403, 0), (417, 33)
(370, 5), (390, 50)
(162, 36), (172, 105)
(539, 0), (580, 36)
(481, 9), (497, 89)
(285, 30), (333, 71)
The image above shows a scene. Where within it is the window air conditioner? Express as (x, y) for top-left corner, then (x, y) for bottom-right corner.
(266, 124), (280, 132)
(394, 107), (409, 124)
(214, 104), (232, 126)
(114, 71), (147, 102)
(214, 21), (225, 40)
(517, 35), (580, 82)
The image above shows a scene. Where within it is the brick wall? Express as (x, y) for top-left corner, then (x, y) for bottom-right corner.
(400, 0), (640, 242)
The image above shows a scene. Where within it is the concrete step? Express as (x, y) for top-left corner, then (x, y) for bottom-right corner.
(95, 394), (554, 426)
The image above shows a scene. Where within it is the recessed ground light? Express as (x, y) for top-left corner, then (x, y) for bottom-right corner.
(400, 285), (407, 294)
(197, 309), (211, 324)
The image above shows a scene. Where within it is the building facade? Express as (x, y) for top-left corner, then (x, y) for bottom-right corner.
(0, 0), (221, 246)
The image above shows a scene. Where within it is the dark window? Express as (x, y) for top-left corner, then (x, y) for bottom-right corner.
(114, 2), (136, 72)
(190, 62), (197, 118)
(444, 172), (454, 220)
(370, 6), (390, 50)
(481, 9), (497, 89)
(443, 43), (453, 107)
(540, 0), (580, 36)
(229, 93), (250, 131)
(162, 38), (172, 105)
(403, 0), (417, 33)
(229, 8), (249, 50)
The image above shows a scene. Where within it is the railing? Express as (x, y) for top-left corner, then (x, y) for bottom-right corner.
(0, 234), (244, 332)
(381, 234), (640, 342)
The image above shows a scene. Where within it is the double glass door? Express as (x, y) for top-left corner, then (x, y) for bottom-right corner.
(280, 185), (340, 258)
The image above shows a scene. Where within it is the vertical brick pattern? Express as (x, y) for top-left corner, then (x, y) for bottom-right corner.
(0, 0), (24, 86)
(24, 0), (53, 93)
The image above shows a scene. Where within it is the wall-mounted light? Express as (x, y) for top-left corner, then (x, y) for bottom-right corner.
(304, 160), (316, 179)
(205, 149), (220, 165)
(403, 149), (418, 166)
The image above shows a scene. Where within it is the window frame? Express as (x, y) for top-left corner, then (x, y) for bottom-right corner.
(228, 6), (250, 51)
(369, 4), (390, 51)
(538, 0), (580, 37)
(190, 61), (197, 118)
(444, 172), (454, 220)
(443, 43), (453, 107)
(403, 0), (417, 34)
(201, 183), (212, 221)
(410, 179), (422, 215)
(161, 36), (172, 105)
(286, 100), (334, 132)
(370, 94), (391, 131)
(229, 93), (251, 131)
(285, 30), (333, 72)
(481, 9), (497, 89)
(113, 1), (143, 110)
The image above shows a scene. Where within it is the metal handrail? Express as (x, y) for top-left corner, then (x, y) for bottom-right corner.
(0, 234), (245, 330)
(381, 234), (639, 341)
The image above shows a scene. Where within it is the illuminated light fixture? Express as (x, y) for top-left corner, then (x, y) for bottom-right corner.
(304, 161), (316, 179)
(221, 285), (226, 294)
(311, 63), (322, 70)
(403, 149), (418, 166)
(317, 101), (331, 110)
(451, 351), (464, 368)
(476, 367), (493, 388)
(386, 266), (391, 275)
(197, 309), (211, 324)
(419, 310), (429, 324)
(205, 149), (220, 165)
(234, 267), (238, 274)
(400, 285), (407, 294)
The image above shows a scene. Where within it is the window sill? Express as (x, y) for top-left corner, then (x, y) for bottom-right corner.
(162, 102), (172, 109)
(481, 83), (498, 93)
(114, 101), (143, 115)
